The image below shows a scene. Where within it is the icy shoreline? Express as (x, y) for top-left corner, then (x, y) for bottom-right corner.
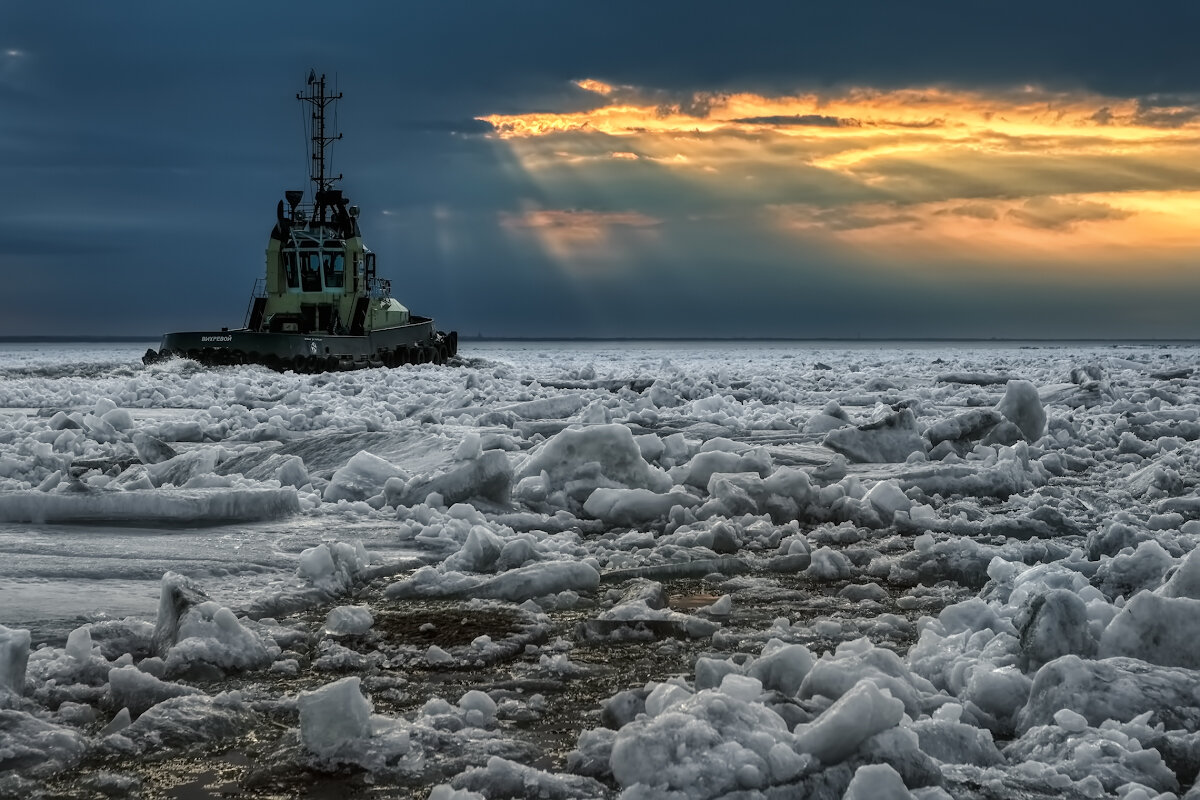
(1, 341), (1199, 799)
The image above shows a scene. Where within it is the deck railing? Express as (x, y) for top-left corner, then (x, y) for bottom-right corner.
(244, 278), (267, 328)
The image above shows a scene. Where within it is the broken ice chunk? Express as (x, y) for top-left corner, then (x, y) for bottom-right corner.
(323, 606), (374, 637)
(298, 676), (372, 756)
(995, 379), (1046, 442)
(0, 624), (31, 695)
(824, 408), (926, 463)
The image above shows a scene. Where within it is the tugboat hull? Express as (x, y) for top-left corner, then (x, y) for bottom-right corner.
(145, 73), (457, 375)
(146, 318), (457, 372)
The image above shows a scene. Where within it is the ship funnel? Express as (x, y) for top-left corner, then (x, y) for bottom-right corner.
(285, 190), (304, 211)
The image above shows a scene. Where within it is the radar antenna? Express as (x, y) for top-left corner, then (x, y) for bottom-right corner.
(297, 71), (343, 212)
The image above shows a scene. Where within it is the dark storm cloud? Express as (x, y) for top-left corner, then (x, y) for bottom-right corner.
(1132, 96), (1200, 129)
(657, 92), (726, 119)
(413, 1), (1200, 98)
(843, 149), (1200, 204)
(398, 119), (498, 136)
(2, 1), (1200, 338)
(0, 228), (124, 257)
(731, 114), (860, 127)
(11, 2), (1200, 115)
(0, 125), (207, 171)
(877, 118), (945, 129)
(1005, 197), (1134, 231)
(774, 204), (922, 232)
(938, 203), (1000, 221)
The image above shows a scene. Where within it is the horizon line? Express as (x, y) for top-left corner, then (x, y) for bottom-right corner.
(1, 335), (1199, 345)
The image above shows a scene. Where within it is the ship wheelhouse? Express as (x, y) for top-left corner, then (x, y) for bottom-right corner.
(254, 186), (373, 335)
(283, 232), (348, 294)
(146, 71), (456, 374)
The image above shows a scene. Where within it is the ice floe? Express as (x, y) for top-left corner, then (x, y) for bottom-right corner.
(1, 341), (1200, 798)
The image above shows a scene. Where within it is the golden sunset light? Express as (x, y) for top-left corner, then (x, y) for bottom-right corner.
(499, 207), (663, 272)
(482, 81), (1200, 283)
(770, 191), (1200, 276)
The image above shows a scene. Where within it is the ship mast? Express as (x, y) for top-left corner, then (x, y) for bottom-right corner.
(297, 70), (342, 220)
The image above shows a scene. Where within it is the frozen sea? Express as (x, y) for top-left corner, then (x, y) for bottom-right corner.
(2, 339), (1200, 799)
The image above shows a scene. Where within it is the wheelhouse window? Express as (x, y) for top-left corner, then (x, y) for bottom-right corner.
(283, 251), (300, 289)
(285, 239), (347, 292)
(300, 251), (322, 292)
(323, 252), (345, 288)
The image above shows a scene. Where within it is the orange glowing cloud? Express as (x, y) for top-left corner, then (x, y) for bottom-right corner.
(482, 85), (1199, 143)
(770, 190), (1200, 279)
(479, 80), (1200, 281)
(479, 83), (1200, 192)
(574, 78), (615, 96)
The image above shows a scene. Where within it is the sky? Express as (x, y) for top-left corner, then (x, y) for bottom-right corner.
(3, 2), (1200, 340)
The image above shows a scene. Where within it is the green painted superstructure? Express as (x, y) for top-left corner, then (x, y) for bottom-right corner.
(145, 72), (456, 372)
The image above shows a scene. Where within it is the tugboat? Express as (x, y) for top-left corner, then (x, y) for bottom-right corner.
(144, 72), (457, 373)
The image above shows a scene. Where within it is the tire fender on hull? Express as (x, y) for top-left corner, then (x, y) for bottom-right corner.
(144, 327), (462, 371)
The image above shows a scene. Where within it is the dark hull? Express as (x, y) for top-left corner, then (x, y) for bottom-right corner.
(145, 317), (458, 372)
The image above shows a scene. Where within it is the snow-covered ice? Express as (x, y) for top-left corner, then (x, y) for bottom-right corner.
(2, 339), (1200, 798)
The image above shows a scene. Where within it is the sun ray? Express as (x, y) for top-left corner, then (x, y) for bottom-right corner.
(480, 80), (1200, 285)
